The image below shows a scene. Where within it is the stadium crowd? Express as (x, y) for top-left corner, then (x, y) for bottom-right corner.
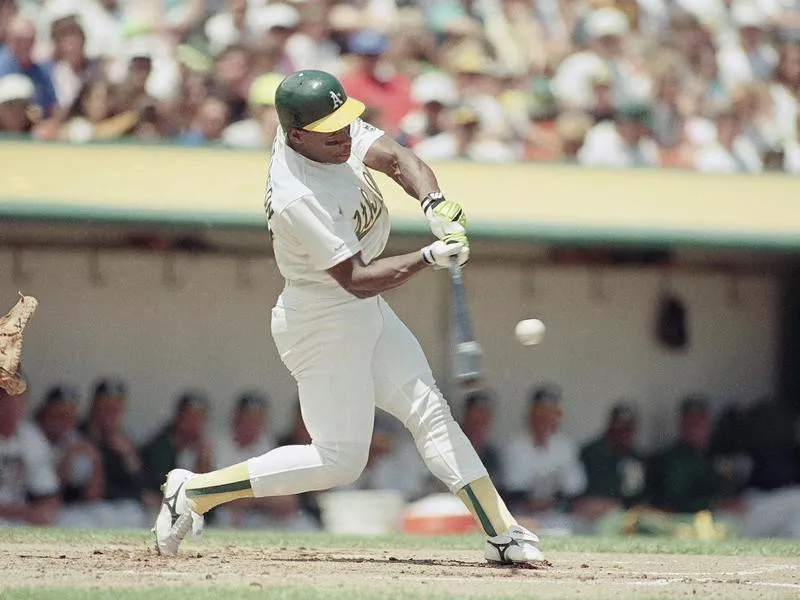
(2, 378), (799, 538)
(0, 0), (798, 173)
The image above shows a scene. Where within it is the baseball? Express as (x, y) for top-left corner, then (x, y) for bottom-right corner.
(515, 319), (545, 345)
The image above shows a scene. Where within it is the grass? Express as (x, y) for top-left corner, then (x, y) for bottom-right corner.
(1, 527), (798, 557)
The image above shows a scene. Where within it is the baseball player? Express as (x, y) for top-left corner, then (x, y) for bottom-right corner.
(153, 70), (544, 564)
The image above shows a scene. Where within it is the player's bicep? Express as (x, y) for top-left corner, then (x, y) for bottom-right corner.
(282, 196), (361, 271)
(363, 134), (403, 175)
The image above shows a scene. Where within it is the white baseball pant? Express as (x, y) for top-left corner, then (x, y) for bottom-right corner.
(246, 283), (487, 497)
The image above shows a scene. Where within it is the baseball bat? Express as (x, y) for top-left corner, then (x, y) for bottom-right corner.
(449, 258), (483, 386)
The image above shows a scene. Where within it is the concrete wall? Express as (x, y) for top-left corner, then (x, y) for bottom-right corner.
(0, 249), (779, 451)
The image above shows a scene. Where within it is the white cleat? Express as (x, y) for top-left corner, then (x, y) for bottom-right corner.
(484, 525), (546, 564)
(152, 469), (204, 556)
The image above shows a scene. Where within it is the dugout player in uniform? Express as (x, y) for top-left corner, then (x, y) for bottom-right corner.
(153, 70), (544, 564)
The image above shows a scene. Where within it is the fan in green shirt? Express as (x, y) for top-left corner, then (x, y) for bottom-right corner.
(574, 401), (646, 521)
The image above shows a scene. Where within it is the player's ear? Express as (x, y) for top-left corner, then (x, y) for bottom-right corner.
(287, 127), (304, 147)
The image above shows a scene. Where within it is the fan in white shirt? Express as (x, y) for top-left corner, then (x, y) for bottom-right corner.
(501, 387), (587, 517)
(694, 108), (764, 173)
(552, 7), (651, 111)
(0, 387), (60, 526)
(578, 103), (660, 168)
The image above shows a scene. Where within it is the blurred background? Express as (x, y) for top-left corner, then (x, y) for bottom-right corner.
(0, 0), (799, 541)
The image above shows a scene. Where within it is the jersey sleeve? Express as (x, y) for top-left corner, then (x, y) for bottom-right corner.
(281, 195), (362, 271)
(350, 118), (385, 162)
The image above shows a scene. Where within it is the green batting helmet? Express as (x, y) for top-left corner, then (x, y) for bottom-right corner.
(275, 70), (365, 133)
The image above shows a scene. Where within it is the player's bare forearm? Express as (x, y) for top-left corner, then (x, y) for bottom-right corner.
(328, 251), (427, 299)
(364, 135), (439, 202)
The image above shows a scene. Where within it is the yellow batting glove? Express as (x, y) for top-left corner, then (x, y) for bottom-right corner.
(421, 192), (467, 241)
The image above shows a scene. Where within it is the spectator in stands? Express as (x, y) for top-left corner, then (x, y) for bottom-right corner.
(0, 16), (57, 117)
(500, 385), (587, 532)
(0, 384), (60, 526)
(81, 378), (146, 527)
(553, 110), (594, 163)
(732, 82), (781, 155)
(140, 390), (212, 509)
(205, 0), (265, 57)
(686, 39), (729, 118)
(578, 103), (660, 167)
(214, 391), (317, 530)
(650, 396), (735, 514)
(459, 391), (502, 484)
(49, 15), (100, 110)
(58, 77), (139, 143)
(694, 106), (764, 173)
(0, 73), (36, 133)
(573, 401), (647, 523)
(785, 113), (800, 172)
(340, 29), (414, 137)
(222, 72), (281, 148)
(400, 70), (459, 148)
(552, 7), (650, 112)
(0, 0), (17, 48)
(484, 0), (548, 76)
(258, 3), (301, 73)
(211, 44), (252, 123)
(179, 96), (229, 145)
(770, 42), (800, 145)
(35, 385), (103, 506)
(150, 0), (206, 46)
(283, 1), (342, 75)
(650, 66), (694, 164)
(114, 38), (156, 113)
(717, 4), (778, 92)
(414, 104), (520, 162)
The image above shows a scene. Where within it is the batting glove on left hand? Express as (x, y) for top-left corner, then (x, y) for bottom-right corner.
(421, 238), (469, 269)
(422, 192), (466, 241)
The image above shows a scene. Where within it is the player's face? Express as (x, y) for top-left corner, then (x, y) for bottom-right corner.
(290, 126), (352, 164)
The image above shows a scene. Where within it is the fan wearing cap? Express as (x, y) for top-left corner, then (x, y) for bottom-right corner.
(572, 401), (647, 526)
(500, 386), (587, 532)
(551, 7), (651, 112)
(222, 72), (282, 148)
(399, 70), (459, 147)
(717, 4), (779, 91)
(577, 102), (660, 168)
(339, 29), (414, 136)
(139, 391), (212, 508)
(153, 69), (546, 566)
(0, 73), (36, 133)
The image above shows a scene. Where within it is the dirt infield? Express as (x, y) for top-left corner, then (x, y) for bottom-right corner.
(2, 538), (798, 599)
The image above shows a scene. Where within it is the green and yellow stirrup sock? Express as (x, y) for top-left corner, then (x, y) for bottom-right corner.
(184, 462), (253, 515)
(456, 476), (516, 537)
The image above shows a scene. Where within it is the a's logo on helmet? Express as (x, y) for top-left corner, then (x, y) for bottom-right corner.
(330, 91), (344, 109)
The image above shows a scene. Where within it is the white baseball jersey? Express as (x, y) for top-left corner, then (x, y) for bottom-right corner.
(0, 422), (59, 505)
(265, 119), (389, 292)
(501, 431), (587, 501)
